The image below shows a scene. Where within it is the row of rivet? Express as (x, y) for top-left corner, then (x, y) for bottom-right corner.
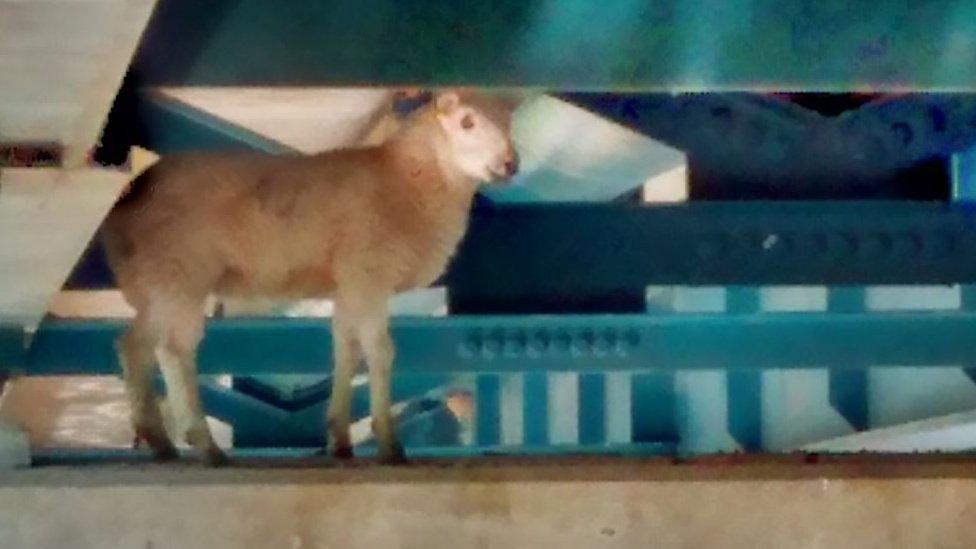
(695, 230), (958, 259)
(457, 328), (642, 359)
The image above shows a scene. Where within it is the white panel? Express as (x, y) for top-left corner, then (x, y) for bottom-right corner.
(0, 1), (119, 53)
(161, 88), (397, 154)
(0, 54), (96, 105)
(869, 367), (976, 427)
(760, 370), (853, 451)
(0, 0), (157, 156)
(547, 373), (578, 444)
(604, 372), (632, 443)
(759, 286), (828, 312)
(0, 168), (128, 326)
(865, 285), (961, 311)
(804, 409), (976, 453)
(484, 95), (687, 202)
(673, 286), (727, 313)
(499, 374), (524, 446)
(0, 102), (81, 141)
(675, 371), (740, 454)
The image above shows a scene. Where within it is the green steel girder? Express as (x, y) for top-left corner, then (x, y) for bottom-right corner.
(23, 312), (976, 376)
(447, 201), (976, 313)
(130, 0), (976, 90)
(64, 201), (976, 297)
(134, 93), (294, 154)
(94, 76), (295, 167)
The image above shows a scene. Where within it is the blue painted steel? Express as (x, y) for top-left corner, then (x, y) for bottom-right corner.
(577, 374), (605, 445)
(630, 373), (677, 443)
(726, 372), (761, 450)
(199, 381), (323, 447)
(725, 288), (762, 449)
(67, 201), (976, 293)
(447, 201), (976, 314)
(828, 370), (869, 431)
(826, 288), (870, 431)
(209, 375), (456, 447)
(29, 442), (676, 465)
(475, 375), (501, 446)
(131, 0), (976, 90)
(362, 399), (464, 449)
(522, 372), (549, 445)
(726, 287), (759, 314)
(0, 325), (24, 374)
(232, 376), (331, 412)
(134, 93), (295, 155)
(28, 312), (976, 376)
(827, 288), (866, 313)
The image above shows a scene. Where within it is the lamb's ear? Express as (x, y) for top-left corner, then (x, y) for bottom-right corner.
(435, 91), (461, 114)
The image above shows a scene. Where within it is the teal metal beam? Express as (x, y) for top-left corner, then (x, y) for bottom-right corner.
(133, 0), (976, 90)
(66, 201), (976, 297)
(725, 288), (762, 450)
(826, 288), (870, 431)
(448, 201), (976, 313)
(0, 325), (25, 378)
(30, 442), (676, 464)
(135, 93), (296, 155)
(631, 373), (677, 444)
(23, 312), (976, 376)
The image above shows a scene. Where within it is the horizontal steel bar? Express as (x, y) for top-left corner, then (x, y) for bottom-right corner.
(64, 201), (976, 293)
(448, 201), (976, 311)
(29, 442), (676, 466)
(22, 312), (976, 376)
(134, 92), (296, 155)
(133, 0), (976, 90)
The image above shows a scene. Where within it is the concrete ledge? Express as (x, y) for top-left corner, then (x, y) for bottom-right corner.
(2, 455), (976, 548)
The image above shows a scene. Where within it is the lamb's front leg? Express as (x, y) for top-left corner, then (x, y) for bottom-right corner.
(341, 294), (404, 465)
(361, 318), (404, 464)
(326, 312), (358, 459)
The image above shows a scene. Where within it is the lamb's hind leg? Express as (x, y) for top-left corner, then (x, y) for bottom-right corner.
(117, 316), (177, 460)
(340, 293), (404, 464)
(151, 300), (228, 466)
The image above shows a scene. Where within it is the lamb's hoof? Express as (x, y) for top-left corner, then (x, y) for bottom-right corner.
(377, 444), (407, 466)
(202, 448), (230, 467)
(134, 429), (179, 462)
(152, 444), (180, 462)
(330, 445), (354, 460)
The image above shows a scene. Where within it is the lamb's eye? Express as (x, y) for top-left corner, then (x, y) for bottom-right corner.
(461, 114), (475, 130)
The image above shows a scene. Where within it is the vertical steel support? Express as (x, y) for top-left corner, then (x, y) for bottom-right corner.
(827, 288), (870, 431)
(726, 288), (762, 450)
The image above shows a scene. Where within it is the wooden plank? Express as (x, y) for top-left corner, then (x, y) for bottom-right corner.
(0, 1), (120, 53)
(61, 0), (157, 166)
(0, 0), (155, 147)
(0, 54), (100, 105)
(2, 456), (976, 548)
(0, 103), (81, 142)
(0, 168), (128, 327)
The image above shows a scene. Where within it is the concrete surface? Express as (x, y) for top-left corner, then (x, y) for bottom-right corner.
(2, 456), (976, 549)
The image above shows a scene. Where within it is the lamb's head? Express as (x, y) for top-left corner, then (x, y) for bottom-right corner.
(433, 91), (519, 184)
